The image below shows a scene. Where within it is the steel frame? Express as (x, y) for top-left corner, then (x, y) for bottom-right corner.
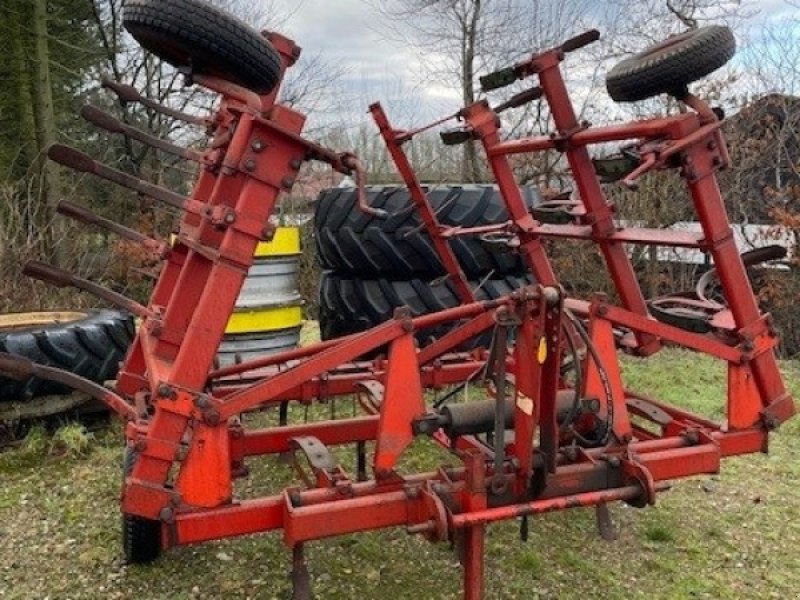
(16, 29), (794, 599)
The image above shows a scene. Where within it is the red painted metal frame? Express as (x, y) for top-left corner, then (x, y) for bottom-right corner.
(99, 31), (795, 600)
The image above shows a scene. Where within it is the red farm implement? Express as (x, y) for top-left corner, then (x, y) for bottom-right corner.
(0, 1), (794, 598)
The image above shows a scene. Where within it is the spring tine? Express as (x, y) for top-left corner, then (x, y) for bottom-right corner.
(101, 78), (208, 126)
(57, 201), (166, 253)
(23, 261), (153, 319)
(0, 353), (138, 421)
(48, 144), (191, 211)
(80, 105), (203, 162)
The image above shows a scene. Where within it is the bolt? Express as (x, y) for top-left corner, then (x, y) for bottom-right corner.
(707, 139), (717, 150)
(261, 223), (276, 241)
(764, 415), (780, 431)
(244, 158), (257, 172)
(562, 446), (578, 462)
(281, 176), (295, 189)
(597, 304), (609, 317)
(712, 156), (723, 168)
(224, 210), (236, 224)
(289, 158), (302, 170)
(742, 340), (755, 352)
(157, 384), (174, 399)
(251, 139), (265, 152)
(159, 507), (174, 522)
(204, 409), (221, 426)
(542, 286), (560, 307)
(194, 395), (210, 409)
(405, 486), (421, 499)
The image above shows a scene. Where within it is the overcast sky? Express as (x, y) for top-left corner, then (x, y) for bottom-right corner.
(265, 0), (798, 129)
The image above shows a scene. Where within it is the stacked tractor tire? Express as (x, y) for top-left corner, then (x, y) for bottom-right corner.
(315, 185), (538, 348)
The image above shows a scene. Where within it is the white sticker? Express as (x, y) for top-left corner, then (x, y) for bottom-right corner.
(517, 394), (534, 415)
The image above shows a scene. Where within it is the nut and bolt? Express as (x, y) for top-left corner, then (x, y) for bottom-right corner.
(261, 223), (276, 241)
(281, 176), (296, 189)
(289, 158), (303, 170)
(243, 158), (257, 172)
(159, 507), (175, 522)
(204, 409), (221, 426)
(251, 139), (265, 152)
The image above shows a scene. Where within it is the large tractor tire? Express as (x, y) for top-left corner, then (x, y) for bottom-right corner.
(606, 25), (735, 102)
(314, 185), (540, 279)
(319, 271), (533, 349)
(0, 311), (134, 401)
(123, 0), (282, 95)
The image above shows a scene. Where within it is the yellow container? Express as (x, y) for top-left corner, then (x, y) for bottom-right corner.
(224, 305), (303, 334)
(253, 227), (300, 258)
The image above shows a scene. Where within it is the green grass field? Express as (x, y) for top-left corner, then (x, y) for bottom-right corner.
(0, 348), (798, 599)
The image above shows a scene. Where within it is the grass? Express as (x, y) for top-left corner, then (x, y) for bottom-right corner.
(0, 344), (798, 599)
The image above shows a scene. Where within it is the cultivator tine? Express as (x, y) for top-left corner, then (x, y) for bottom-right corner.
(595, 503), (618, 541)
(57, 201), (167, 254)
(291, 544), (312, 600)
(493, 86), (543, 114)
(23, 261), (153, 319)
(80, 105), (204, 162)
(48, 144), (190, 210)
(0, 353), (138, 421)
(101, 78), (208, 126)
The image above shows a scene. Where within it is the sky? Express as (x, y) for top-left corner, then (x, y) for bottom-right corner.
(262, 0), (799, 130)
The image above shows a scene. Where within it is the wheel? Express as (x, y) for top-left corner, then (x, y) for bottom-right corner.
(0, 310), (134, 401)
(606, 25), (735, 102)
(123, 0), (281, 95)
(122, 447), (162, 564)
(319, 271), (533, 348)
(314, 185), (541, 278)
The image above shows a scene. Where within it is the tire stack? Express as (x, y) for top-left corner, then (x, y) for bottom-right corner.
(315, 185), (539, 349)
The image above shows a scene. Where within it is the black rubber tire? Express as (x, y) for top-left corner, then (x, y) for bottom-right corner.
(319, 271), (533, 348)
(123, 0), (281, 95)
(314, 185), (541, 279)
(0, 310), (134, 401)
(606, 25), (735, 102)
(122, 447), (162, 564)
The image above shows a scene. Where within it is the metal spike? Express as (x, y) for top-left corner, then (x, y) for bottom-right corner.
(0, 353), (137, 420)
(23, 261), (153, 319)
(101, 78), (208, 126)
(48, 144), (193, 211)
(57, 201), (166, 254)
(81, 105), (203, 162)
(595, 503), (618, 541)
